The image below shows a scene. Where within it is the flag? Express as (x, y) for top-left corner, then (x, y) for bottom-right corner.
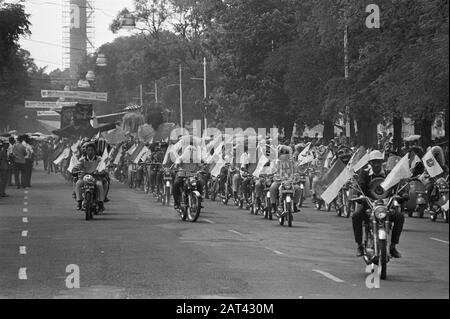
(96, 147), (109, 172)
(352, 153), (370, 172)
(133, 146), (149, 164)
(348, 146), (366, 170)
(53, 148), (70, 165)
(410, 154), (421, 169)
(321, 166), (353, 204)
(314, 159), (346, 197)
(126, 144), (137, 156)
(299, 153), (314, 166)
(210, 158), (226, 177)
(381, 154), (412, 191)
(253, 153), (270, 177)
(442, 200), (449, 211)
(422, 149), (444, 178)
(67, 154), (79, 173)
(297, 142), (312, 162)
(163, 144), (175, 165)
(324, 151), (333, 168)
(113, 146), (123, 165)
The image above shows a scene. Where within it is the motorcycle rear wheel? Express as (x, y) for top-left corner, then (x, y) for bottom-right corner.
(416, 205), (426, 219)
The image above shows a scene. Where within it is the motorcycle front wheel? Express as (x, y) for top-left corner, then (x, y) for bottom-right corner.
(416, 205), (426, 219)
(187, 194), (201, 222)
(379, 239), (387, 280)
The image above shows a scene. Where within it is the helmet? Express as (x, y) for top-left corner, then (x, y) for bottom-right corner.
(369, 150), (384, 162)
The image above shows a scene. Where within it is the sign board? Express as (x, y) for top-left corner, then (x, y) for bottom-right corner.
(41, 90), (108, 102)
(25, 101), (77, 109)
(37, 111), (60, 117)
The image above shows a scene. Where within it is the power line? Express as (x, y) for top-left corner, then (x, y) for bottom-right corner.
(27, 0), (118, 15)
(22, 37), (87, 52)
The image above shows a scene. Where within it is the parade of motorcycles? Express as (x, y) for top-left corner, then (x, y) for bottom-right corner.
(0, 0), (448, 309)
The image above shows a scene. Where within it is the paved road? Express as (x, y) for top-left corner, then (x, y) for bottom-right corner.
(0, 166), (448, 299)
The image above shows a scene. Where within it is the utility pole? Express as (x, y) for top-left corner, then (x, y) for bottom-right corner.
(179, 64), (183, 129)
(155, 81), (158, 104)
(140, 84), (143, 107)
(203, 57), (207, 131)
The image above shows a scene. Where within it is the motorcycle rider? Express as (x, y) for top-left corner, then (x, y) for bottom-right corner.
(74, 142), (107, 212)
(352, 150), (405, 258)
(172, 144), (204, 210)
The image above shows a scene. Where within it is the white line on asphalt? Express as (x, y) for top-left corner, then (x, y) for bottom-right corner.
(228, 230), (244, 236)
(22, 217), (28, 223)
(312, 269), (345, 283)
(24, 202), (28, 206)
(23, 208), (28, 213)
(24, 190), (28, 195)
(430, 237), (449, 245)
(24, 196), (28, 200)
(18, 268), (27, 280)
(273, 250), (285, 256)
(19, 246), (27, 255)
(22, 231), (28, 237)
(203, 218), (215, 224)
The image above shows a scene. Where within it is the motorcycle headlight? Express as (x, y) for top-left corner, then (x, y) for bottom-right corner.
(374, 206), (388, 220)
(284, 182), (292, 189)
(189, 177), (197, 186)
(83, 175), (95, 183)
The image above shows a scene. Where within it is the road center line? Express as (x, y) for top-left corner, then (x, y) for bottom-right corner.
(18, 268), (27, 280)
(24, 196), (28, 200)
(24, 202), (28, 206)
(273, 250), (285, 255)
(22, 230), (28, 237)
(203, 218), (215, 224)
(430, 237), (449, 245)
(312, 269), (345, 283)
(19, 246), (27, 255)
(22, 217), (28, 223)
(228, 230), (244, 236)
(24, 190), (28, 195)
(23, 208), (28, 213)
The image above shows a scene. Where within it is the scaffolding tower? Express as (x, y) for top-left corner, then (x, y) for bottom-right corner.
(62, 0), (95, 72)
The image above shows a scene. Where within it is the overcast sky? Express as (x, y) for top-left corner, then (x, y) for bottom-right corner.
(14, 0), (134, 71)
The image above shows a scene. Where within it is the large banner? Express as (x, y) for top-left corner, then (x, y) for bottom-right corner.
(60, 103), (93, 128)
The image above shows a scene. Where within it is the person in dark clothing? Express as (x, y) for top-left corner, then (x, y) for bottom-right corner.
(12, 135), (27, 188)
(352, 150), (405, 259)
(0, 140), (9, 197)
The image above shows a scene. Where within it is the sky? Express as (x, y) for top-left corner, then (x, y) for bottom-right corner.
(13, 0), (134, 71)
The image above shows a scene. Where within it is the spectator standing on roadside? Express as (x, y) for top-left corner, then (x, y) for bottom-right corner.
(12, 135), (27, 188)
(0, 140), (9, 197)
(7, 136), (16, 186)
(23, 136), (34, 188)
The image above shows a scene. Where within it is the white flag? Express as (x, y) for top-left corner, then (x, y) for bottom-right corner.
(126, 144), (137, 156)
(96, 148), (109, 172)
(321, 166), (353, 205)
(53, 148), (70, 165)
(253, 154), (270, 178)
(422, 149), (444, 178)
(297, 142), (312, 162)
(210, 158), (226, 177)
(324, 151), (333, 168)
(133, 146), (149, 164)
(67, 154), (79, 173)
(113, 146), (123, 165)
(352, 153), (370, 172)
(381, 154), (412, 191)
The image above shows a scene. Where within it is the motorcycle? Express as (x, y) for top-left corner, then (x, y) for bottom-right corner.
(80, 173), (100, 221)
(400, 177), (428, 218)
(221, 165), (236, 205)
(236, 171), (253, 210)
(429, 177), (449, 223)
(278, 179), (295, 227)
(351, 182), (408, 280)
(176, 171), (202, 222)
(161, 166), (174, 206)
(336, 181), (355, 218)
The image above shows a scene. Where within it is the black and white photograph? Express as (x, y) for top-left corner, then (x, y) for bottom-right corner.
(0, 0), (448, 305)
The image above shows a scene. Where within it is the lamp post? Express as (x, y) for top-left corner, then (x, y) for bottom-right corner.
(166, 65), (184, 129)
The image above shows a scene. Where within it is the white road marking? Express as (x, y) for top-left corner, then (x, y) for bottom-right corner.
(19, 246), (27, 255)
(23, 208), (28, 213)
(18, 268), (27, 280)
(430, 237), (449, 245)
(228, 230), (244, 236)
(312, 269), (345, 283)
(24, 190), (28, 195)
(24, 202), (28, 206)
(24, 196), (28, 200)
(22, 217), (28, 223)
(22, 231), (28, 237)
(273, 250), (285, 256)
(203, 218), (215, 224)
